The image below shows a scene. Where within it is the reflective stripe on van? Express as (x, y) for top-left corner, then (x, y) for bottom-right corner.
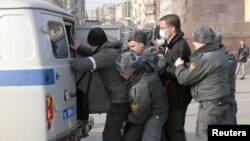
(0, 69), (55, 86)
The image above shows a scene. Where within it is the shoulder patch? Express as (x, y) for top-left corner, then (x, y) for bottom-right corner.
(130, 103), (139, 112)
(188, 63), (196, 72)
(156, 53), (164, 59)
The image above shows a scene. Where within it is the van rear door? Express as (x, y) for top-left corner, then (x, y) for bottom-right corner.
(42, 13), (77, 138)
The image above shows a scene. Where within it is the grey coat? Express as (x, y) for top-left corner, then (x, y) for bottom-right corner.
(175, 44), (229, 102)
(71, 41), (128, 103)
(126, 63), (169, 124)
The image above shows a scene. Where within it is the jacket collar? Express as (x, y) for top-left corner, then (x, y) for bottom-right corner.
(125, 61), (155, 90)
(167, 31), (184, 49)
(191, 43), (217, 57)
(94, 40), (122, 53)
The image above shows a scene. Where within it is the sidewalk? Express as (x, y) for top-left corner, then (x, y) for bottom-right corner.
(185, 75), (250, 141)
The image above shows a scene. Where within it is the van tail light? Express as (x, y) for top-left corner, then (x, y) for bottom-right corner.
(46, 96), (53, 129)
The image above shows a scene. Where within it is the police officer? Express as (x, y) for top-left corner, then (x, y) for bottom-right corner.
(216, 34), (238, 124)
(175, 27), (230, 141)
(115, 51), (169, 141)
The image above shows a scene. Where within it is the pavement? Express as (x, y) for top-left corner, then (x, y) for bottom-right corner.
(82, 75), (250, 141)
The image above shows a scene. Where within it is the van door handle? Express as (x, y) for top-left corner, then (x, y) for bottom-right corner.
(64, 90), (76, 101)
(56, 73), (61, 80)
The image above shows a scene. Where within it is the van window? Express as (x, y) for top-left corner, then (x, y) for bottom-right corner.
(48, 22), (68, 58)
(0, 15), (34, 61)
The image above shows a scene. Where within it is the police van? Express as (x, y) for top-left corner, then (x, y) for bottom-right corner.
(0, 0), (120, 141)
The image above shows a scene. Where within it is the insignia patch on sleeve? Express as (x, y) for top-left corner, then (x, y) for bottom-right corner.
(130, 103), (139, 112)
(156, 53), (165, 59)
(188, 63), (196, 72)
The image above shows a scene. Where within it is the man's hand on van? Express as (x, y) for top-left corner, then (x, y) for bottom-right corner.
(70, 35), (80, 50)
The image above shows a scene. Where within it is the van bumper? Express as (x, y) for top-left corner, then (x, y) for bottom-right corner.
(49, 117), (94, 141)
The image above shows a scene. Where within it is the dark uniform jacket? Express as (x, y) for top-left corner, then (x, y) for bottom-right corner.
(142, 46), (166, 75)
(219, 44), (237, 101)
(175, 44), (230, 102)
(164, 32), (192, 109)
(126, 62), (169, 124)
(71, 41), (128, 103)
(123, 44), (167, 75)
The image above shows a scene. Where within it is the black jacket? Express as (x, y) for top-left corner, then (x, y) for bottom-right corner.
(219, 44), (237, 101)
(237, 45), (249, 62)
(164, 32), (192, 109)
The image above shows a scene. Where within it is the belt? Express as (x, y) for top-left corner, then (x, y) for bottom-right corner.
(201, 96), (229, 106)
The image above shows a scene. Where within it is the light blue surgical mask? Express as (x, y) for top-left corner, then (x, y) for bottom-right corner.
(159, 29), (168, 41)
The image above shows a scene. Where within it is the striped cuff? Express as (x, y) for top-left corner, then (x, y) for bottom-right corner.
(88, 57), (96, 72)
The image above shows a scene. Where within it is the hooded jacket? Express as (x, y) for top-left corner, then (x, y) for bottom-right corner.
(71, 41), (128, 103)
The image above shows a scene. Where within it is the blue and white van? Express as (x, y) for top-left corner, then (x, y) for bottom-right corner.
(0, 0), (90, 141)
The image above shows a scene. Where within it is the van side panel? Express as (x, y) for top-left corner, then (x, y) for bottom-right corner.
(0, 88), (47, 141)
(0, 7), (78, 141)
(0, 9), (47, 141)
(39, 12), (77, 140)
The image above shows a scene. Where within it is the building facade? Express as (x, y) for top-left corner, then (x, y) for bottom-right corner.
(127, 0), (158, 29)
(44, 0), (85, 25)
(116, 3), (124, 25)
(160, 0), (250, 54)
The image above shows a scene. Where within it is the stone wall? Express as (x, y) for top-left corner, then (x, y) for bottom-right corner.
(162, 0), (250, 72)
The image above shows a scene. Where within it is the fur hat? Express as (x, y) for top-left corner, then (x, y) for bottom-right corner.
(192, 27), (216, 44)
(115, 51), (142, 73)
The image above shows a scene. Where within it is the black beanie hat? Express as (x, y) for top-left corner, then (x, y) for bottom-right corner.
(87, 27), (108, 46)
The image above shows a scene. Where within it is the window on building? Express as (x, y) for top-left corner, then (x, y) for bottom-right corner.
(245, 0), (250, 22)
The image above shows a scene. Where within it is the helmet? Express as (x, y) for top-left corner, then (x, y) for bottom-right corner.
(115, 51), (142, 73)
